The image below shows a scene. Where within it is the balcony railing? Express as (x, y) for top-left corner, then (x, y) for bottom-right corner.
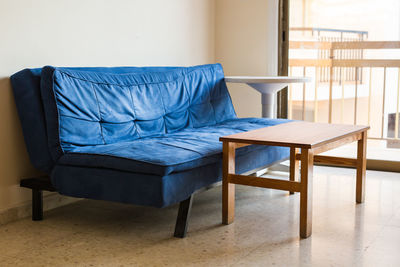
(288, 41), (400, 144)
(290, 27), (368, 40)
(290, 27), (368, 84)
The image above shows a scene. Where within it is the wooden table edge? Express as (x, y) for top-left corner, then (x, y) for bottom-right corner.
(219, 123), (370, 151)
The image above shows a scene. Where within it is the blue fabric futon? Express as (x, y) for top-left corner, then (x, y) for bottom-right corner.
(11, 63), (290, 237)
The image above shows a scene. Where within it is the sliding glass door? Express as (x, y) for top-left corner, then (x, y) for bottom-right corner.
(278, 0), (400, 172)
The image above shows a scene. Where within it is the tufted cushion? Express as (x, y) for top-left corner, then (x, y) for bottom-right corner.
(40, 64), (236, 161)
(11, 66), (184, 173)
(11, 66), (185, 173)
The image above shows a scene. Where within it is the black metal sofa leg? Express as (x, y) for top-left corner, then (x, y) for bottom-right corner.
(32, 189), (43, 221)
(174, 195), (194, 238)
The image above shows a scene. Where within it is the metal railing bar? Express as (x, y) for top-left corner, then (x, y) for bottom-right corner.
(359, 36), (364, 83)
(288, 67), (293, 120)
(289, 41), (400, 50)
(341, 67), (345, 123)
(333, 59), (400, 68)
(332, 41), (400, 50)
(368, 68), (372, 126)
(381, 67), (387, 139)
(351, 42), (354, 81)
(328, 46), (334, 123)
(302, 67), (306, 120)
(290, 27), (368, 35)
(289, 59), (400, 68)
(396, 68), (400, 139)
(354, 67), (358, 125)
(289, 41), (331, 49)
(322, 37), (325, 82)
(314, 66), (319, 122)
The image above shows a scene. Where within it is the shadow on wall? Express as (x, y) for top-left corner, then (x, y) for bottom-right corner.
(0, 77), (43, 212)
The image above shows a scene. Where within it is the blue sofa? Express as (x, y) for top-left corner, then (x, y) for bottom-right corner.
(11, 63), (290, 237)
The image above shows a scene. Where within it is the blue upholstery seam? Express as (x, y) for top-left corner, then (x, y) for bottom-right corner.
(57, 63), (215, 78)
(59, 114), (136, 124)
(61, 143), (272, 175)
(90, 83), (106, 144)
(128, 85), (141, 138)
(56, 66), (216, 87)
(157, 142), (204, 156)
(155, 83), (167, 134)
(163, 136), (220, 143)
(200, 69), (217, 123)
(181, 79), (193, 127)
(59, 112), (202, 125)
(51, 74), (65, 155)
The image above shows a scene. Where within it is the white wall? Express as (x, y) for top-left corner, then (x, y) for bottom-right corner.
(215, 0), (279, 117)
(0, 0), (215, 76)
(0, 0), (215, 215)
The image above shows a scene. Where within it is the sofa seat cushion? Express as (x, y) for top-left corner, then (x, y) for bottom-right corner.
(52, 126), (290, 208)
(57, 118), (290, 176)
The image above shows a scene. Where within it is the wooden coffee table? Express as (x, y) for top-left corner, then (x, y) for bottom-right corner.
(219, 121), (370, 238)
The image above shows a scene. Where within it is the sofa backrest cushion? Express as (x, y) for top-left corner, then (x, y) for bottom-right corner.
(11, 66), (187, 173)
(40, 64), (236, 161)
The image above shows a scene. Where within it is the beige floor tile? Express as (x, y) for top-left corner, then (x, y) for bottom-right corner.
(361, 225), (400, 267)
(0, 219), (76, 258)
(0, 166), (399, 266)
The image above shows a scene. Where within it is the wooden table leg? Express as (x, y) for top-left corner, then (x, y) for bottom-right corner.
(222, 142), (236, 225)
(356, 131), (367, 203)
(300, 148), (314, 238)
(289, 147), (299, 194)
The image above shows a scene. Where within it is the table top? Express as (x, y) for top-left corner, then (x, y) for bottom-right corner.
(219, 121), (369, 149)
(224, 76), (311, 84)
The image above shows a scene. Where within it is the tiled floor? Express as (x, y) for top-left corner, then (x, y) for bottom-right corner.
(1, 166), (400, 266)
